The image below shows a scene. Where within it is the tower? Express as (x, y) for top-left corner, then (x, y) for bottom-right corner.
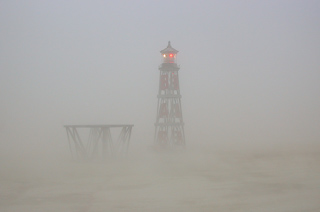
(154, 41), (185, 148)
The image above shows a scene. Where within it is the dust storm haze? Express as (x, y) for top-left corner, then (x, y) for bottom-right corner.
(1, 1), (320, 211)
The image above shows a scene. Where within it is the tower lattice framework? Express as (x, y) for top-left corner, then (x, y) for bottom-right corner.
(154, 42), (185, 148)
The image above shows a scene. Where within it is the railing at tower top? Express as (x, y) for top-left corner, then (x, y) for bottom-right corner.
(159, 63), (180, 69)
(64, 125), (133, 161)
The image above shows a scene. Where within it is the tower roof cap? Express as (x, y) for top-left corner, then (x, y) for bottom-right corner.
(160, 41), (179, 54)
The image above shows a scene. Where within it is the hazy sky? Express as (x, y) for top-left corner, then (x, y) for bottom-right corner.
(1, 1), (319, 157)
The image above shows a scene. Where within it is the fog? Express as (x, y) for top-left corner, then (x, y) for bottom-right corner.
(1, 1), (320, 211)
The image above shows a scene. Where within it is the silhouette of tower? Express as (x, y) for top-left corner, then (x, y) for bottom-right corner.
(154, 41), (185, 148)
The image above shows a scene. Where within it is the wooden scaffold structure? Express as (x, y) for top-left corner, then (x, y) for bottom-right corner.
(64, 125), (133, 161)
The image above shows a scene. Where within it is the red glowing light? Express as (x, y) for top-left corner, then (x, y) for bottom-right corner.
(169, 54), (173, 58)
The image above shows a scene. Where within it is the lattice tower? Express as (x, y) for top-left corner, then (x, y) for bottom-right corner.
(154, 41), (185, 148)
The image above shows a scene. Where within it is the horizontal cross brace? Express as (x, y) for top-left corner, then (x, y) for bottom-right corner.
(155, 122), (184, 126)
(157, 94), (181, 98)
(64, 125), (133, 128)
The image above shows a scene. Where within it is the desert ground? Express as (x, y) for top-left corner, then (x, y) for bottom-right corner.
(1, 146), (319, 212)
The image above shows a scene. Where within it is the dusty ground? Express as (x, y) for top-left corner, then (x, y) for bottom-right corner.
(1, 148), (319, 212)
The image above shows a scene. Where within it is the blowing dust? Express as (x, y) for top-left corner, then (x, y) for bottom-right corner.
(1, 144), (319, 211)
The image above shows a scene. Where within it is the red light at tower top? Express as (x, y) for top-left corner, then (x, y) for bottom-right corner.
(160, 41), (179, 64)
